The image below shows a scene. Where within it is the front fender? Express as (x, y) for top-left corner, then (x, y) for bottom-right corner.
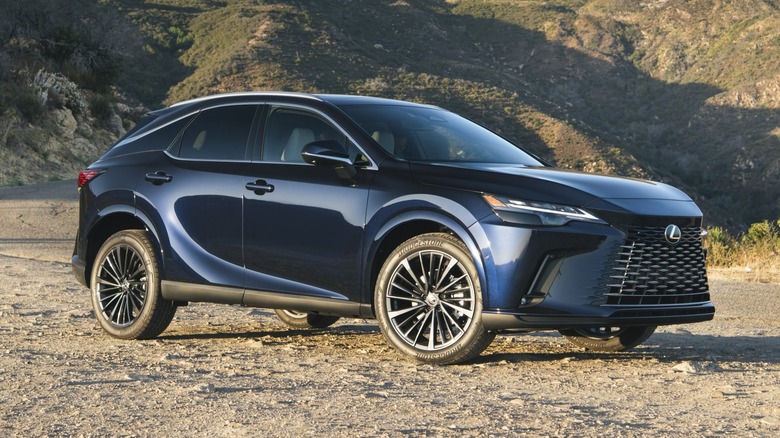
(364, 204), (494, 309)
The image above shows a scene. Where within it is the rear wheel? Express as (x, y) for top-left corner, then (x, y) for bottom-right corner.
(375, 233), (495, 364)
(90, 230), (176, 339)
(559, 325), (656, 352)
(273, 309), (340, 329)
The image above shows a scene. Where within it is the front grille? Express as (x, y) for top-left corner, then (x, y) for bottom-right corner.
(603, 226), (710, 306)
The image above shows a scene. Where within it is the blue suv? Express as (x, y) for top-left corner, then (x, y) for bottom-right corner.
(72, 92), (714, 364)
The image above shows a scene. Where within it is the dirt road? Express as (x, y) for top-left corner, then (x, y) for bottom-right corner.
(1, 181), (778, 436)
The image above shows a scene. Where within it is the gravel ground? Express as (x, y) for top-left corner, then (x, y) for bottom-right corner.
(1, 181), (778, 436)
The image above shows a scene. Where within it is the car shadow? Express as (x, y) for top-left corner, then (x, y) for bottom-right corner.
(156, 321), (381, 341)
(158, 322), (779, 365)
(477, 332), (780, 365)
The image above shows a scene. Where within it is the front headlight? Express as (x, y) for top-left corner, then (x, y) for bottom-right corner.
(483, 194), (606, 226)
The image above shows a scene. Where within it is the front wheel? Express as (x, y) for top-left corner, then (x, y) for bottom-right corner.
(559, 325), (656, 352)
(273, 309), (340, 329)
(375, 233), (495, 364)
(90, 230), (176, 339)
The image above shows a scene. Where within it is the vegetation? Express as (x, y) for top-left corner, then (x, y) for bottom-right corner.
(706, 221), (780, 281)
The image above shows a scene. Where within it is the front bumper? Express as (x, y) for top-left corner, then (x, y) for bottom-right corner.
(474, 213), (714, 331)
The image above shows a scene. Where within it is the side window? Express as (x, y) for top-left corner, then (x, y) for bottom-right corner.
(176, 105), (257, 161)
(262, 107), (360, 163)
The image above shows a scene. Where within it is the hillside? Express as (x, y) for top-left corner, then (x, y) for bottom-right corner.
(1, 0), (778, 229)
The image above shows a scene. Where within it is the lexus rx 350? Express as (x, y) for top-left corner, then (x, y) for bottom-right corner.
(72, 92), (714, 364)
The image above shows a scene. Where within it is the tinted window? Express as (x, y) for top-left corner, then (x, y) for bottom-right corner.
(262, 107), (360, 163)
(338, 105), (542, 165)
(177, 105), (257, 161)
(102, 115), (193, 159)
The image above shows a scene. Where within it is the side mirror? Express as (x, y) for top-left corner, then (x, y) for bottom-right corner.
(301, 140), (352, 167)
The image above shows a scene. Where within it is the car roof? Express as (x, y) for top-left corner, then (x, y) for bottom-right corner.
(131, 92), (441, 145)
(315, 94), (438, 109)
(163, 92), (438, 111)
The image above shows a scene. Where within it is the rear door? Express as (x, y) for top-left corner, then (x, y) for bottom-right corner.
(242, 105), (373, 302)
(138, 103), (259, 290)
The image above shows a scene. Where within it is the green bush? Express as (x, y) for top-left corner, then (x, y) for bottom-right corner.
(705, 221), (780, 273)
(0, 84), (44, 122)
(42, 26), (120, 91)
(89, 93), (115, 123)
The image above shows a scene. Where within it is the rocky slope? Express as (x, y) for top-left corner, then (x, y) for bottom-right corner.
(1, 0), (778, 228)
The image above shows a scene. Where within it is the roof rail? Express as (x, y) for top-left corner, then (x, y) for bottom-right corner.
(168, 91), (322, 108)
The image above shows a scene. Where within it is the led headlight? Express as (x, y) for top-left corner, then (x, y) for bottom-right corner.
(483, 194), (606, 226)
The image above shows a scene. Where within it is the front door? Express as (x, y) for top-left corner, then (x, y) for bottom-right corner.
(243, 105), (372, 301)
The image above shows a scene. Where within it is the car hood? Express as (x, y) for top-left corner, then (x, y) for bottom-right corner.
(410, 162), (701, 216)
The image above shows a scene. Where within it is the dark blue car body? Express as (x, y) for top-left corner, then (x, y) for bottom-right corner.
(73, 92), (713, 362)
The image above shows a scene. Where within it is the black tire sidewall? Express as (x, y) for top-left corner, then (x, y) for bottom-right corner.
(375, 233), (492, 364)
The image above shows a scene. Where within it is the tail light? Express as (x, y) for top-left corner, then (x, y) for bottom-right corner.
(77, 170), (103, 188)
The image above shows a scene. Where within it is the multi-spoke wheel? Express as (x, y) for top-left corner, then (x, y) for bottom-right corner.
(559, 325), (656, 352)
(90, 230), (176, 339)
(375, 233), (494, 364)
(273, 309), (340, 328)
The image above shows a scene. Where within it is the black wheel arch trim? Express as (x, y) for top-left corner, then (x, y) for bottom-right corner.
(365, 208), (490, 307)
(84, 202), (168, 287)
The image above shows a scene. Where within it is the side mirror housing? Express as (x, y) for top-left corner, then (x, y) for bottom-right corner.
(301, 140), (358, 183)
(301, 140), (352, 167)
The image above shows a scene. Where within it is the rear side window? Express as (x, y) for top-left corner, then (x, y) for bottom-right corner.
(175, 105), (257, 161)
(101, 115), (193, 159)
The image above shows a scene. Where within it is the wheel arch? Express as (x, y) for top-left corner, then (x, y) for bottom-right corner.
(84, 206), (163, 287)
(364, 210), (488, 312)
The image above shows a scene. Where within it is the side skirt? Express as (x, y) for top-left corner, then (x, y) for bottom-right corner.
(161, 280), (367, 318)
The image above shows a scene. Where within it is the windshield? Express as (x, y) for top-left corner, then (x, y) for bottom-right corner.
(338, 104), (542, 165)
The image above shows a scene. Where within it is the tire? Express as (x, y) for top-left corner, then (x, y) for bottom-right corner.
(273, 309), (340, 329)
(90, 230), (176, 339)
(375, 233), (495, 364)
(559, 325), (656, 352)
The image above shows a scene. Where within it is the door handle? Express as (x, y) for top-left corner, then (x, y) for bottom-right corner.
(245, 180), (275, 195)
(145, 171), (172, 185)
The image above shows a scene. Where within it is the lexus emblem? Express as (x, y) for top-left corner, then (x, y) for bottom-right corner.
(664, 224), (682, 244)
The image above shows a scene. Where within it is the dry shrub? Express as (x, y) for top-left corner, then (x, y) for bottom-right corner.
(706, 220), (780, 282)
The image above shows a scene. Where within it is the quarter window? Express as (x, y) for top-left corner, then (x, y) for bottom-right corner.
(177, 105), (257, 161)
(103, 114), (193, 159)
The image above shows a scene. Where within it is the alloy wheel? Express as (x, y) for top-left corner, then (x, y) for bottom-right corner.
(385, 249), (476, 351)
(95, 244), (148, 327)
